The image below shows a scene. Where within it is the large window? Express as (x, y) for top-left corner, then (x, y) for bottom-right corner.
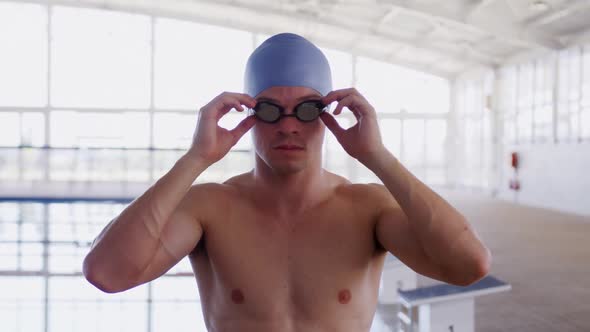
(499, 45), (590, 145)
(0, 2), (47, 107)
(0, 2), (450, 186)
(51, 7), (151, 109)
(355, 57), (450, 184)
(0, 200), (201, 332)
(454, 72), (494, 188)
(154, 19), (252, 110)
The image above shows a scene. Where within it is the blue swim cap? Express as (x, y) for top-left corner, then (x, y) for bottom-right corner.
(244, 33), (332, 97)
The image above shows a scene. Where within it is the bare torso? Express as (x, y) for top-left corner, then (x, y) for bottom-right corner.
(188, 171), (388, 332)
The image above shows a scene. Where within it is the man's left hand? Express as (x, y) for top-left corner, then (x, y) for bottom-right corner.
(320, 88), (386, 165)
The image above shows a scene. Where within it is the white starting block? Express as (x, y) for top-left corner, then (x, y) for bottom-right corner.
(396, 275), (511, 332)
(378, 254), (418, 304)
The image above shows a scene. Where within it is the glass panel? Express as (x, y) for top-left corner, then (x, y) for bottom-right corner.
(558, 52), (570, 116)
(21, 243), (43, 271)
(0, 112), (20, 146)
(165, 257), (194, 275)
(380, 119), (401, 158)
(517, 108), (533, 142)
(152, 150), (185, 179)
(50, 111), (150, 148)
(200, 151), (253, 183)
(557, 117), (570, 141)
(425, 168), (446, 186)
(402, 119), (424, 167)
(0, 277), (44, 332)
(503, 118), (516, 144)
(21, 112), (45, 147)
(518, 63), (533, 108)
(324, 118), (351, 176)
(49, 276), (148, 332)
(0, 3), (47, 107)
(154, 19), (252, 109)
(425, 120), (447, 165)
(465, 119), (481, 169)
(498, 67), (517, 115)
(218, 112), (254, 151)
(47, 148), (152, 182)
(582, 110), (590, 139)
(151, 277), (206, 332)
(51, 6), (150, 108)
(570, 110), (581, 139)
(356, 57), (449, 114)
(49, 244), (86, 274)
(0, 220), (18, 242)
(0, 243), (17, 270)
(568, 48), (582, 103)
(153, 112), (196, 149)
(321, 47), (353, 89)
(582, 46), (590, 106)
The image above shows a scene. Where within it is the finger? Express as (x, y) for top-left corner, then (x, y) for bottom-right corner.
(216, 93), (257, 120)
(320, 112), (345, 137)
(202, 93), (257, 118)
(333, 95), (355, 116)
(229, 115), (257, 141)
(216, 100), (245, 121)
(333, 96), (364, 122)
(217, 92), (257, 108)
(322, 88), (358, 105)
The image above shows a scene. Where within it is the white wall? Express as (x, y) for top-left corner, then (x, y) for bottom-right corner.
(453, 46), (590, 217)
(496, 142), (590, 217)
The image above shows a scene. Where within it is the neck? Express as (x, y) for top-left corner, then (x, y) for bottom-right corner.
(252, 156), (329, 215)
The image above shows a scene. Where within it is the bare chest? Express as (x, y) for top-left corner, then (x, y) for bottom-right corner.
(190, 199), (387, 321)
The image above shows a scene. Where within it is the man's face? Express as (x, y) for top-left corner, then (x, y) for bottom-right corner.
(251, 86), (326, 174)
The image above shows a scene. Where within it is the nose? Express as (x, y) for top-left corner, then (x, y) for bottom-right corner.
(276, 113), (301, 135)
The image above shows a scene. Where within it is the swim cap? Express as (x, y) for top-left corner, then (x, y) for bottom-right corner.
(244, 33), (332, 97)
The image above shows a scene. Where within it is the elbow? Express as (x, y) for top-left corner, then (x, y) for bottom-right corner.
(83, 255), (126, 294)
(458, 248), (493, 286)
(446, 248), (492, 287)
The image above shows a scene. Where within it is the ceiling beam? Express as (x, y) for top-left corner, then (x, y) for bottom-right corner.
(364, 0), (563, 50)
(524, 0), (590, 28)
(562, 26), (590, 47)
(465, 0), (499, 19)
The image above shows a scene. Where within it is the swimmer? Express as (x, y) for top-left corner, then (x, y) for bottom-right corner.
(83, 33), (491, 332)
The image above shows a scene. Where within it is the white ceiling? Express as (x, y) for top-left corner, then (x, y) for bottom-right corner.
(38, 0), (590, 78)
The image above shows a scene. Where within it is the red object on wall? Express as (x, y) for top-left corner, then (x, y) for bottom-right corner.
(511, 152), (519, 169)
(509, 179), (521, 191)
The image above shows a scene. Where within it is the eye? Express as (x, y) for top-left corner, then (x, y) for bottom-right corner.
(296, 102), (323, 121)
(255, 102), (281, 122)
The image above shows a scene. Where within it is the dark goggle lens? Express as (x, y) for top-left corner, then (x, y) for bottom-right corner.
(252, 101), (325, 123)
(296, 102), (324, 122)
(254, 103), (281, 122)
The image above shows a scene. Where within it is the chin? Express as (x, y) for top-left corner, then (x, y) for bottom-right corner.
(269, 160), (307, 175)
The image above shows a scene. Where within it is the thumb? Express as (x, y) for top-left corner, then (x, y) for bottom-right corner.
(229, 115), (257, 143)
(320, 112), (345, 138)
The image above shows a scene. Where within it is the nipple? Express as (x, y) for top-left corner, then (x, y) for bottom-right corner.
(338, 289), (352, 304)
(231, 289), (245, 304)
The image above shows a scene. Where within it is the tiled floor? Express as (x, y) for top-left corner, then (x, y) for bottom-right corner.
(415, 192), (590, 332)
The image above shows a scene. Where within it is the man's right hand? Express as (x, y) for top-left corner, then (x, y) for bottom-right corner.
(189, 92), (258, 165)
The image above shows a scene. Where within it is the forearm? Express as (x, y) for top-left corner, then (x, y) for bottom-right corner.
(84, 151), (210, 285)
(364, 150), (491, 284)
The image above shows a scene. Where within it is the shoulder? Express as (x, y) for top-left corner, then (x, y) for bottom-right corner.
(332, 179), (399, 215)
(183, 173), (252, 212)
(332, 178), (392, 202)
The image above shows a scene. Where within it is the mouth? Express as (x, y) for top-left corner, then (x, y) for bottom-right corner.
(274, 144), (305, 151)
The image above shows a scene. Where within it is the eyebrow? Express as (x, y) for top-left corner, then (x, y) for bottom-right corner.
(256, 94), (321, 105)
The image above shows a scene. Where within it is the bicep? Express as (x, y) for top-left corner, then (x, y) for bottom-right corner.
(136, 191), (204, 285)
(375, 206), (447, 282)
